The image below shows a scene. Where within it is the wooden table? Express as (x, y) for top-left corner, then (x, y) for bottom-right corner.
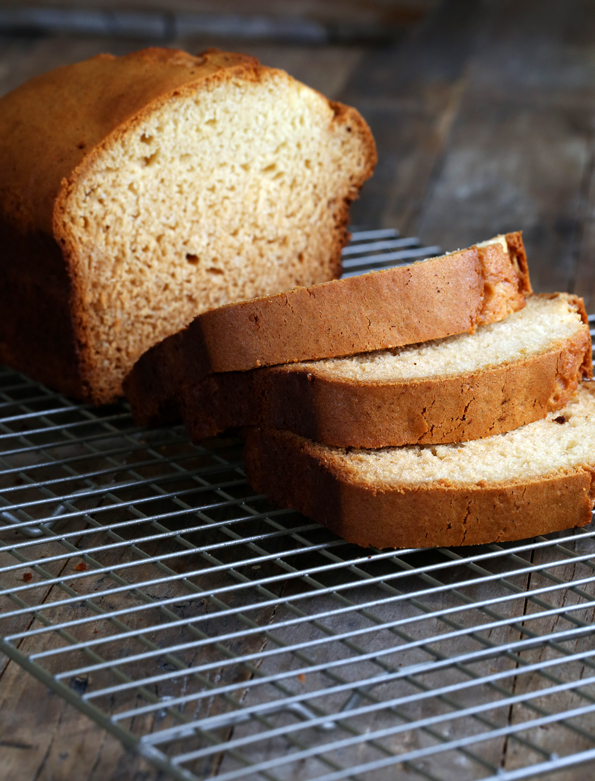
(2, 1), (595, 778)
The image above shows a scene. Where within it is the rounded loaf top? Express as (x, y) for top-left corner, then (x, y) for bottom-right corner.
(0, 47), (264, 233)
(0, 45), (376, 404)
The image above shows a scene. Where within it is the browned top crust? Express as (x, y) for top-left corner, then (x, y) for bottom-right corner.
(0, 47), (376, 405)
(124, 232), (531, 422)
(177, 294), (593, 447)
(243, 423), (595, 549)
(243, 380), (595, 549)
(0, 48), (261, 235)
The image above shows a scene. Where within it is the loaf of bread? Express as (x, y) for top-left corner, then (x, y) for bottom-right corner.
(243, 382), (595, 549)
(0, 47), (376, 403)
(125, 232), (532, 424)
(179, 293), (592, 447)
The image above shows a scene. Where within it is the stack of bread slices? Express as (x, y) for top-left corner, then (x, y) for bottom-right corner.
(125, 232), (595, 549)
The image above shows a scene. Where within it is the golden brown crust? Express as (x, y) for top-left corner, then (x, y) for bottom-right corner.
(505, 231), (533, 296)
(180, 328), (591, 447)
(125, 233), (531, 422)
(0, 48), (263, 402)
(243, 427), (595, 549)
(0, 47), (375, 403)
(176, 293), (592, 446)
(0, 48), (258, 235)
(475, 233), (529, 326)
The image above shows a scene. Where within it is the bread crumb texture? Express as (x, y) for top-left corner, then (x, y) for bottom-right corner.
(319, 382), (595, 486)
(36, 53), (373, 402)
(302, 294), (586, 382)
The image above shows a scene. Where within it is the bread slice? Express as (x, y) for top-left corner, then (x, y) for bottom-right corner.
(0, 47), (375, 404)
(125, 232), (532, 424)
(243, 382), (595, 549)
(179, 293), (592, 447)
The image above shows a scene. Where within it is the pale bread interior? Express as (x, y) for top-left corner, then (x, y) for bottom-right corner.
(476, 234), (508, 252)
(62, 70), (371, 401)
(297, 294), (585, 382)
(441, 233), (507, 256)
(314, 382), (595, 486)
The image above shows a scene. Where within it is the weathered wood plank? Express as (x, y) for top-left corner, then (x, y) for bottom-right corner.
(3, 0), (595, 778)
(468, 0), (595, 106)
(0, 662), (165, 781)
(410, 0), (595, 286)
(0, 472), (289, 780)
(345, 94), (463, 234)
(215, 546), (534, 780)
(571, 142), (595, 311)
(0, 33), (364, 114)
(341, 0), (482, 108)
(341, 0), (484, 233)
(502, 536), (595, 779)
(0, 0), (437, 27)
(415, 97), (592, 290)
(573, 219), (595, 313)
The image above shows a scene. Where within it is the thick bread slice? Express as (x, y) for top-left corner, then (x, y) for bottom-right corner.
(179, 294), (592, 447)
(125, 232), (531, 424)
(243, 382), (595, 550)
(0, 47), (375, 403)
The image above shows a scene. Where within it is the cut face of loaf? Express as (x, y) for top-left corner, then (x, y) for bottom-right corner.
(244, 382), (595, 550)
(179, 293), (592, 447)
(0, 48), (376, 404)
(125, 231), (532, 424)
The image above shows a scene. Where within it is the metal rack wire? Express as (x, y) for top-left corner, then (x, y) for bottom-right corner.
(2, 230), (595, 781)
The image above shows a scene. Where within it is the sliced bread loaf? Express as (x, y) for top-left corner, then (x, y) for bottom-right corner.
(0, 47), (375, 403)
(243, 382), (595, 549)
(179, 294), (592, 447)
(125, 232), (531, 424)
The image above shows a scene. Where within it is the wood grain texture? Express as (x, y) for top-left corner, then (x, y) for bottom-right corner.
(0, 665), (166, 781)
(0, 34), (365, 103)
(3, 0), (595, 777)
(398, 0), (595, 292)
(501, 536), (595, 780)
(468, 0), (595, 104)
(343, 0), (483, 233)
(415, 98), (592, 293)
(0, 0), (437, 25)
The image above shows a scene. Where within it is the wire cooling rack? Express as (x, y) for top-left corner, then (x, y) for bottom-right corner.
(2, 230), (595, 781)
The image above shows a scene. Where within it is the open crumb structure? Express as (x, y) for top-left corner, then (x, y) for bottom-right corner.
(0, 48), (375, 403)
(2, 230), (595, 781)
